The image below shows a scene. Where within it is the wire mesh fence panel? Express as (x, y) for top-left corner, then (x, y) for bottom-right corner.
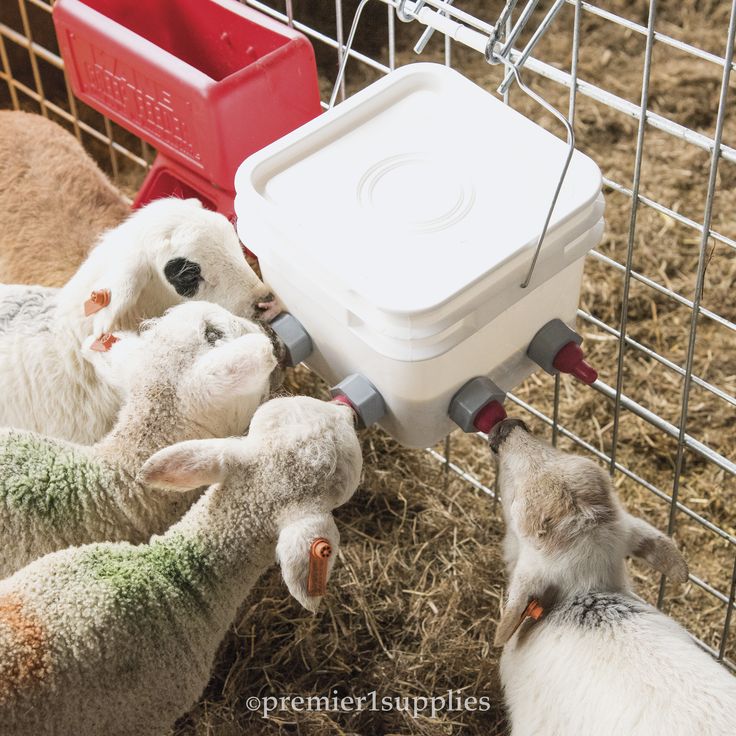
(1, 0), (733, 671)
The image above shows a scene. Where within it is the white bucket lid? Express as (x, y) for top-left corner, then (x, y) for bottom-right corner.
(235, 63), (603, 354)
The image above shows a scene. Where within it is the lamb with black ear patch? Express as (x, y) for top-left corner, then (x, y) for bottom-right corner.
(0, 300), (283, 577)
(0, 197), (280, 444)
(0, 396), (362, 736)
(164, 256), (204, 298)
(489, 418), (736, 736)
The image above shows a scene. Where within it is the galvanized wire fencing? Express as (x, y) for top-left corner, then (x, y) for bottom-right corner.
(1, 0), (734, 671)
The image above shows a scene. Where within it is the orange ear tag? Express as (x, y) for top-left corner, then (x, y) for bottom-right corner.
(84, 289), (111, 316)
(307, 538), (332, 597)
(523, 599), (544, 622)
(90, 333), (119, 352)
(508, 599), (545, 640)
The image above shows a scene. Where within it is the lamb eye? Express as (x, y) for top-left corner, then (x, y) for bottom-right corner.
(204, 324), (225, 345)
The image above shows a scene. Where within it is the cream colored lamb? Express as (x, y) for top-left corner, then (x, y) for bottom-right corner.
(0, 196), (278, 444)
(0, 110), (129, 287)
(0, 396), (362, 736)
(0, 300), (282, 578)
(490, 418), (736, 736)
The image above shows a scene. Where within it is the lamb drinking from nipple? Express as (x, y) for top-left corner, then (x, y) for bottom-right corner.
(0, 197), (279, 444)
(0, 396), (362, 736)
(0, 300), (283, 577)
(489, 418), (735, 736)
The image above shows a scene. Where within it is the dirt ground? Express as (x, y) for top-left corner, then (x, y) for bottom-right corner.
(0, 1), (734, 734)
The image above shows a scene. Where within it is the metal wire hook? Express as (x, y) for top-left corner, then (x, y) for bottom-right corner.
(486, 0), (519, 63)
(396, 0), (417, 23)
(485, 35), (501, 65)
(330, 0), (421, 108)
(329, 0), (374, 108)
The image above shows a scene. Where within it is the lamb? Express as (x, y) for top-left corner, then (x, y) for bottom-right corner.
(489, 418), (736, 736)
(0, 395), (362, 736)
(0, 300), (283, 578)
(0, 110), (129, 287)
(0, 196), (279, 444)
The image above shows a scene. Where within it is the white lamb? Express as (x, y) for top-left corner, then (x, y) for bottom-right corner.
(0, 396), (362, 736)
(0, 300), (282, 578)
(489, 418), (736, 736)
(0, 196), (278, 444)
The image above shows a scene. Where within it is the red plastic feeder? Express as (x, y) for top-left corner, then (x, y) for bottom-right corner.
(53, 0), (322, 219)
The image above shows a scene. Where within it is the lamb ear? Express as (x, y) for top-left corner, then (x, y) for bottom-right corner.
(276, 512), (340, 613)
(139, 438), (244, 491)
(80, 331), (142, 395)
(494, 571), (548, 647)
(495, 593), (535, 647)
(88, 248), (154, 335)
(189, 333), (277, 403)
(626, 514), (689, 584)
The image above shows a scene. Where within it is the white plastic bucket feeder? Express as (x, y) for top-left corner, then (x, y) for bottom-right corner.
(236, 63), (604, 448)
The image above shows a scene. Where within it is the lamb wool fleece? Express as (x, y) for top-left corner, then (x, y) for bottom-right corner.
(0, 396), (363, 736)
(0, 300), (280, 578)
(0, 430), (112, 524)
(0, 534), (222, 733)
(0, 110), (129, 287)
(0, 429), (193, 577)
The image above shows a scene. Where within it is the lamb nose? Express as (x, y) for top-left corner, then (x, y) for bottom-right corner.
(488, 418), (528, 452)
